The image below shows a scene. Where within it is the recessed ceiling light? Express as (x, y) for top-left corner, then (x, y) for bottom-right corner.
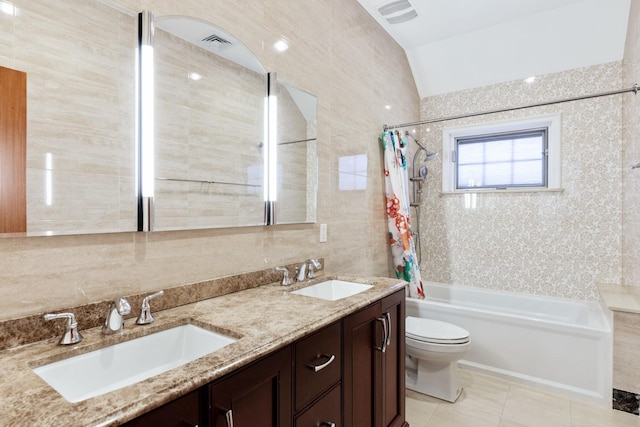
(274, 39), (289, 52)
(385, 105), (392, 110)
(188, 72), (202, 81)
(524, 76), (536, 84)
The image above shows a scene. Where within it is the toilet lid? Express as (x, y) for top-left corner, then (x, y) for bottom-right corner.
(406, 317), (470, 345)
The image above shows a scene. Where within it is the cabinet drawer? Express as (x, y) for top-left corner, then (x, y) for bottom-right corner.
(295, 383), (341, 427)
(295, 321), (341, 411)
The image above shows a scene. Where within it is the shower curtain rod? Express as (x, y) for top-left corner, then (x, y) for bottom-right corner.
(383, 84), (639, 131)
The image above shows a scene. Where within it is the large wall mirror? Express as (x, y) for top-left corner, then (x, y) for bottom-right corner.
(153, 16), (267, 230)
(150, 15), (318, 230)
(276, 82), (318, 224)
(0, 4), (317, 236)
(0, 0), (138, 236)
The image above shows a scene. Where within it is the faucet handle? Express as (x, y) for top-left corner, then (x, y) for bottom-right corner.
(44, 312), (83, 345)
(136, 290), (164, 325)
(274, 267), (292, 286)
(307, 258), (321, 279)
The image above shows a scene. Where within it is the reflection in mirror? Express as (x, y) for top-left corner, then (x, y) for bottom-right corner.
(276, 83), (318, 224)
(153, 16), (267, 230)
(0, 0), (138, 236)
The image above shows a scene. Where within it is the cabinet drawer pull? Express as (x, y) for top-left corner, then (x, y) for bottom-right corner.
(224, 409), (234, 427)
(306, 353), (336, 372)
(384, 312), (392, 347)
(319, 422), (336, 427)
(375, 316), (388, 353)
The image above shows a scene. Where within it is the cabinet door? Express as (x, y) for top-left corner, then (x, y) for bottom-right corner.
(122, 390), (201, 427)
(209, 347), (292, 427)
(343, 290), (407, 427)
(380, 291), (406, 427)
(342, 302), (381, 427)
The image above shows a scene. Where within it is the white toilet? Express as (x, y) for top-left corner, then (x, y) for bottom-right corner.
(405, 316), (471, 402)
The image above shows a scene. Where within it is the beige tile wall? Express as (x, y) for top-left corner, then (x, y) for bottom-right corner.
(0, 0), (418, 320)
(415, 62), (624, 300)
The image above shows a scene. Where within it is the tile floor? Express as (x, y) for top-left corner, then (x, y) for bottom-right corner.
(406, 369), (640, 427)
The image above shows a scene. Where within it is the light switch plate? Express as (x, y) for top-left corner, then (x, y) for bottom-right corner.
(319, 223), (327, 242)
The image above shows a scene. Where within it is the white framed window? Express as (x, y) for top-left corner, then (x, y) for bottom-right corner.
(442, 114), (561, 193)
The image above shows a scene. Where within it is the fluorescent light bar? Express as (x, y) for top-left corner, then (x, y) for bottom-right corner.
(268, 94), (278, 201)
(140, 44), (154, 198)
(264, 73), (278, 203)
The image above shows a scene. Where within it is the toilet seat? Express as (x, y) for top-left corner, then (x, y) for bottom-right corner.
(406, 317), (470, 345)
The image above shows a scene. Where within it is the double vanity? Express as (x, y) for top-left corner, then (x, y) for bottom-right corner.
(0, 270), (407, 426)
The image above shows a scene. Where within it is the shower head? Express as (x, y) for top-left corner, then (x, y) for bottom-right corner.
(424, 151), (438, 161)
(405, 131), (439, 162)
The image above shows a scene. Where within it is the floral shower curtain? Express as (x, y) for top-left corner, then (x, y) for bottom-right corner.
(381, 130), (425, 299)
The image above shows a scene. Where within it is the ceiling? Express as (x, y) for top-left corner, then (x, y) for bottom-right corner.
(357, 0), (631, 98)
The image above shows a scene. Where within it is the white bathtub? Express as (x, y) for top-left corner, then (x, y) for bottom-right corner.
(406, 282), (612, 404)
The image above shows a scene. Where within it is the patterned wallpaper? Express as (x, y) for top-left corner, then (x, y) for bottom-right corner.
(415, 62), (624, 301)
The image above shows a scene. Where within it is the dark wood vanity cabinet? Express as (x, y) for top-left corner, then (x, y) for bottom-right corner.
(121, 390), (201, 427)
(343, 291), (406, 427)
(125, 290), (405, 427)
(209, 347), (292, 427)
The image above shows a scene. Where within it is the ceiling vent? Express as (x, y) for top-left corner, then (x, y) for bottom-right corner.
(378, 0), (411, 16)
(377, 0), (418, 24)
(386, 9), (418, 24)
(201, 33), (232, 47)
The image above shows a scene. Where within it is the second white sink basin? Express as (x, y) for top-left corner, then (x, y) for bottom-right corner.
(33, 324), (236, 402)
(291, 280), (373, 301)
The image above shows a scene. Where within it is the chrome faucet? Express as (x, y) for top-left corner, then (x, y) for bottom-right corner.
(296, 259), (322, 282)
(102, 296), (131, 335)
(44, 312), (83, 345)
(274, 267), (293, 286)
(296, 262), (308, 282)
(136, 290), (164, 325)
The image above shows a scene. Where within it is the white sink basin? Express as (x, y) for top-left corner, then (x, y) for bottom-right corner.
(291, 280), (373, 301)
(33, 324), (236, 402)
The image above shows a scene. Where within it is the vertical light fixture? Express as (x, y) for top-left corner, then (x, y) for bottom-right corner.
(136, 11), (154, 231)
(264, 72), (278, 225)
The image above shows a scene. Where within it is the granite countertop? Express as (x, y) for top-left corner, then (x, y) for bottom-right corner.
(0, 274), (406, 426)
(597, 283), (640, 314)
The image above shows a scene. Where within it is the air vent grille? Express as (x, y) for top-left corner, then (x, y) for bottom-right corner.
(386, 10), (418, 24)
(378, 0), (418, 24)
(202, 34), (232, 46)
(378, 0), (411, 16)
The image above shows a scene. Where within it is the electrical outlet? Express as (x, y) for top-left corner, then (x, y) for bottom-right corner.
(319, 223), (327, 242)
